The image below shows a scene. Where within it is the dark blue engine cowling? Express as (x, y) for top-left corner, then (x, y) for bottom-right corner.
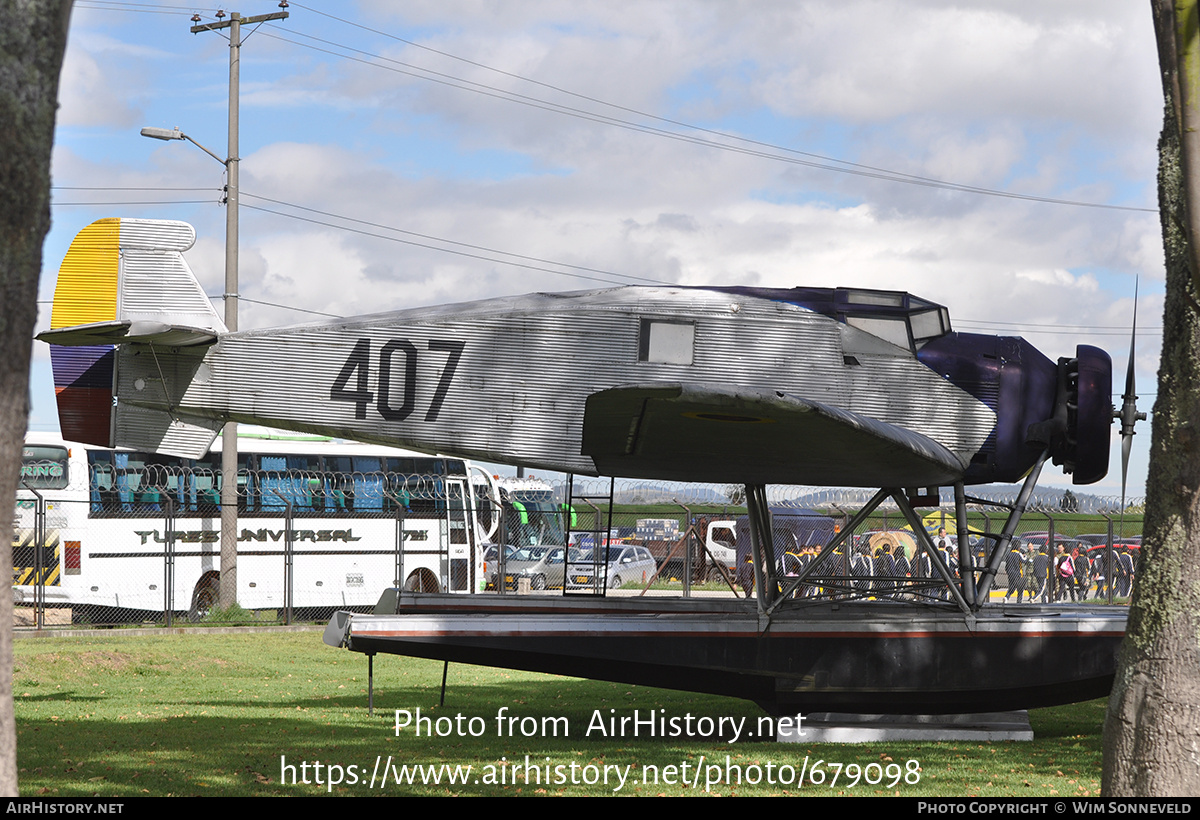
(1070, 345), (1113, 485)
(917, 334), (1112, 485)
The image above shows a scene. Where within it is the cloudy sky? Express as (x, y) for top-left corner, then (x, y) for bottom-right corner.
(37, 0), (1163, 500)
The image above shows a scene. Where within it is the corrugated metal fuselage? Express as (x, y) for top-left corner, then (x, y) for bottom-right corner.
(113, 287), (1008, 485)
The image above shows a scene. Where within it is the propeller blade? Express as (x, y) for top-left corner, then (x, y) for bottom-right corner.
(1121, 428), (1132, 509)
(1115, 278), (1145, 533)
(1123, 278), (1138, 418)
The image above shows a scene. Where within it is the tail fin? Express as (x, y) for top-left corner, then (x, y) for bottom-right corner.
(40, 218), (226, 457)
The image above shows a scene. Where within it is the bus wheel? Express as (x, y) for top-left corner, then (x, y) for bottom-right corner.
(404, 568), (440, 594)
(188, 573), (220, 622)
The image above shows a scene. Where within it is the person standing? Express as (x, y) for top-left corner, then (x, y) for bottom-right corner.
(1005, 542), (1024, 602)
(1073, 547), (1091, 601)
(1055, 543), (1077, 602)
(1034, 545), (1050, 602)
(893, 545), (911, 600)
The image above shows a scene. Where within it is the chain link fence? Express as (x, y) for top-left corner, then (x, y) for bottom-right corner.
(544, 478), (1142, 605)
(13, 468), (1142, 628)
(13, 464), (492, 628)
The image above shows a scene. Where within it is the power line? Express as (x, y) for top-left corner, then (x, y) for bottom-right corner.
(956, 320), (1160, 336)
(274, 6), (1154, 214)
(78, 1), (1155, 214)
(957, 327), (1157, 337)
(47, 186), (667, 286)
(52, 199), (218, 206)
(230, 296), (342, 319)
(75, 0), (200, 8)
(240, 192), (668, 286)
(53, 185), (220, 191)
(239, 200), (665, 288)
(74, 2), (197, 15)
(50, 188), (1157, 312)
(957, 317), (1158, 330)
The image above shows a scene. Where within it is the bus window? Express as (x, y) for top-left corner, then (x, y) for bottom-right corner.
(259, 454), (321, 512)
(88, 451), (117, 511)
(187, 454), (221, 513)
(352, 457), (384, 513)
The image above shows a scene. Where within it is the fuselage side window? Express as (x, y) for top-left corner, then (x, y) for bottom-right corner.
(638, 318), (695, 365)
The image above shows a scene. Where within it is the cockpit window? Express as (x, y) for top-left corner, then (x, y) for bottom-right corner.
(839, 290), (952, 353)
(688, 285), (954, 354)
(845, 289), (905, 307)
(845, 316), (910, 349)
(910, 308), (950, 342)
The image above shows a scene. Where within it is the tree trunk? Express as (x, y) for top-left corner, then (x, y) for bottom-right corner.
(1101, 0), (1200, 796)
(0, 0), (75, 797)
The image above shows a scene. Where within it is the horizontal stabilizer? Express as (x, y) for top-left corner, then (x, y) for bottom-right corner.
(582, 383), (968, 487)
(38, 320), (218, 348)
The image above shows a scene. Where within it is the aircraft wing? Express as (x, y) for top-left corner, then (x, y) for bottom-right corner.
(581, 384), (969, 487)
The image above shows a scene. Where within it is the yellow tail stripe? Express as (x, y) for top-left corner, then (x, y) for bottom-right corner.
(50, 218), (120, 329)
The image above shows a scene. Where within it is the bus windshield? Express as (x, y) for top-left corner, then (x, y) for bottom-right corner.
(20, 445), (69, 489)
(506, 498), (567, 546)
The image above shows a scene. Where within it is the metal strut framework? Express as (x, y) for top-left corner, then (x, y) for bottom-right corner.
(744, 448), (1052, 616)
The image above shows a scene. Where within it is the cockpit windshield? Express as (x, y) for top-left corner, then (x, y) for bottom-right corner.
(839, 289), (952, 352)
(705, 285), (953, 354)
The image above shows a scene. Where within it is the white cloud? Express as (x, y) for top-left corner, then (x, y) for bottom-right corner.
(56, 44), (141, 128)
(36, 0), (1163, 493)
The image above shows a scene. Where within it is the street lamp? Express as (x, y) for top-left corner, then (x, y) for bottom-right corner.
(140, 123), (240, 610)
(139, 127), (226, 166)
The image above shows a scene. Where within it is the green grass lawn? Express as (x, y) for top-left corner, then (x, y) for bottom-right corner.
(14, 630), (1106, 797)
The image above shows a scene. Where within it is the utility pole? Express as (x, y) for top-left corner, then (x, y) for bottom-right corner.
(191, 5), (289, 610)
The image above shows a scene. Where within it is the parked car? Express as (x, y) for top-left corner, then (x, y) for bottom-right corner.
(491, 545), (567, 590)
(481, 544), (518, 590)
(567, 545), (657, 590)
(1077, 533), (1141, 548)
(1014, 532), (1087, 555)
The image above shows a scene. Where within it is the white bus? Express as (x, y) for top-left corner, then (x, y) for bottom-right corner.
(14, 430), (556, 623)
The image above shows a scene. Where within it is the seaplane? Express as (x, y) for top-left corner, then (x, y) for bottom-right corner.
(38, 217), (1140, 715)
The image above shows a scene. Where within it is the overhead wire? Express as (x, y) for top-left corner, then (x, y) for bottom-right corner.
(239, 200), (665, 288)
(273, 7), (1154, 214)
(71, 1), (1156, 216)
(73, 2), (197, 14)
(48, 184), (1159, 337)
(233, 296), (342, 318)
(49, 185), (666, 286)
(49, 184), (1159, 331)
(239, 192), (669, 286)
(52, 200), (218, 206)
(57, 4), (1157, 326)
(53, 185), (219, 191)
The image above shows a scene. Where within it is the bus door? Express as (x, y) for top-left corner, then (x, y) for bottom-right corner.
(16, 444), (72, 590)
(13, 498), (62, 587)
(443, 478), (476, 593)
